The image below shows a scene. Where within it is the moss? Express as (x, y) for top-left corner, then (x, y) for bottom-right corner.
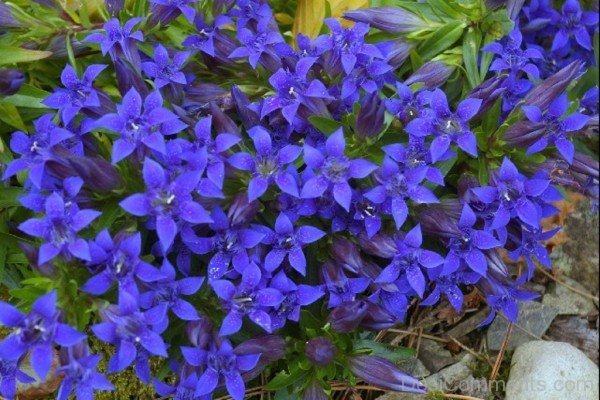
(89, 337), (164, 399)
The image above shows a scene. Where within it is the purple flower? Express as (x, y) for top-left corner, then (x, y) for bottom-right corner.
(551, 0), (598, 53)
(376, 225), (445, 297)
(91, 299), (168, 380)
(406, 89), (482, 162)
(119, 157), (212, 252)
(305, 336), (336, 367)
(342, 7), (427, 34)
(229, 126), (302, 201)
(442, 205), (502, 276)
(142, 44), (190, 88)
(383, 140), (445, 185)
(18, 192), (100, 264)
(267, 271), (323, 330)
(421, 270), (480, 311)
(85, 18), (144, 67)
(471, 157), (553, 228)
(0, 69), (24, 96)
(258, 212), (325, 275)
(507, 226), (560, 277)
(521, 93), (590, 163)
(228, 27), (283, 70)
(139, 260), (204, 324)
(0, 358), (34, 400)
(181, 339), (260, 400)
(322, 261), (370, 308)
(95, 89), (187, 163)
(43, 64), (107, 124)
(82, 229), (156, 304)
(148, 0), (197, 26)
(301, 128), (377, 212)
(365, 157), (438, 229)
(384, 82), (429, 124)
(479, 277), (539, 325)
(183, 15), (232, 57)
(56, 344), (114, 400)
(0, 291), (86, 380)
(211, 262), (280, 335)
(482, 28), (543, 78)
(348, 355), (426, 394)
(2, 114), (73, 188)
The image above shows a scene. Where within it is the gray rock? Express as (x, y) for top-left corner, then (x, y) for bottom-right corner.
(506, 341), (599, 400)
(542, 277), (597, 315)
(417, 338), (459, 373)
(397, 357), (431, 379)
(487, 301), (558, 351)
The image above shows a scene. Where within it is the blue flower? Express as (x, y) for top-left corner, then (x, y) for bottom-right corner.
(148, 0), (197, 25)
(421, 270), (480, 311)
(56, 343), (114, 400)
(183, 15), (232, 57)
(301, 128), (377, 212)
(0, 291), (86, 380)
(95, 89), (187, 163)
(85, 18), (144, 67)
(142, 44), (190, 88)
(228, 27), (283, 70)
(482, 28), (543, 79)
(322, 261), (370, 308)
(0, 358), (34, 399)
(550, 0), (598, 53)
(267, 271), (323, 330)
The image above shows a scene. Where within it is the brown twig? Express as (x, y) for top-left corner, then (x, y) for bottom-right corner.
(438, 394), (485, 400)
(447, 335), (493, 367)
(489, 323), (513, 382)
(536, 265), (599, 302)
(386, 329), (450, 343)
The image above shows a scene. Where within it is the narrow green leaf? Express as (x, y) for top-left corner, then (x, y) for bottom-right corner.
(417, 21), (466, 61)
(0, 187), (23, 208)
(0, 102), (27, 130)
(0, 45), (52, 65)
(308, 115), (342, 135)
(353, 339), (416, 361)
(462, 27), (482, 88)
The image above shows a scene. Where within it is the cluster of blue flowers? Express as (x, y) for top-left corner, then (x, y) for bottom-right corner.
(0, 0), (597, 398)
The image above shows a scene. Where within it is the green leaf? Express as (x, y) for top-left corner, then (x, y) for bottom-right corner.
(462, 27), (482, 88)
(425, 0), (465, 20)
(0, 187), (23, 208)
(308, 115), (342, 135)
(0, 102), (27, 130)
(265, 366), (310, 390)
(353, 339), (416, 361)
(417, 21), (466, 61)
(0, 45), (52, 65)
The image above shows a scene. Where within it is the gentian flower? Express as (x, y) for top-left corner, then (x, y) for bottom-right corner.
(120, 157), (212, 252)
(148, 0), (197, 26)
(181, 206), (264, 279)
(181, 339), (261, 400)
(301, 128), (377, 212)
(0, 68), (25, 96)
(421, 270), (481, 311)
(507, 226), (560, 277)
(228, 27), (283, 70)
(211, 262), (281, 335)
(18, 192), (101, 263)
(56, 343), (114, 400)
(375, 225), (445, 297)
(229, 126), (302, 201)
(385, 83), (430, 125)
(2, 114), (73, 188)
(142, 44), (190, 88)
(443, 205), (502, 275)
(482, 28), (543, 78)
(342, 7), (428, 34)
(321, 261), (370, 308)
(257, 212), (325, 275)
(232, 0), (274, 31)
(95, 89), (187, 163)
(403, 61), (454, 89)
(183, 15), (232, 57)
(84, 18), (144, 68)
(348, 355), (426, 394)
(305, 336), (336, 367)
(328, 300), (369, 333)
(365, 157), (438, 229)
(383, 139), (445, 185)
(0, 291), (86, 380)
(91, 298), (168, 380)
(0, 358), (34, 400)
(551, 0), (598, 52)
(479, 277), (539, 325)
(521, 93), (590, 163)
(406, 89), (482, 162)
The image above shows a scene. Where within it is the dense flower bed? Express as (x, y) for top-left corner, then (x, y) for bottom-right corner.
(0, 0), (598, 398)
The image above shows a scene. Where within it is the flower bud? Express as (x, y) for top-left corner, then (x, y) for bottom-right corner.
(360, 302), (397, 330)
(0, 2), (23, 27)
(469, 76), (505, 118)
(355, 92), (385, 139)
(348, 355), (427, 394)
(405, 61), (454, 90)
(524, 61), (584, 111)
(210, 101), (240, 136)
(19, 242), (57, 277)
(303, 380), (328, 400)
(106, 0), (124, 15)
(571, 152), (599, 179)
(507, 0), (526, 20)
(305, 337), (337, 367)
(236, 335), (286, 381)
(358, 232), (396, 258)
(185, 316), (213, 348)
(331, 238), (364, 274)
(0, 69), (24, 96)
(231, 85), (260, 130)
(328, 301), (368, 333)
(67, 155), (122, 192)
(386, 38), (413, 68)
(343, 7), (428, 34)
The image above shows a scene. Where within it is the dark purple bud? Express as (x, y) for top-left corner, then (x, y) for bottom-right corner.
(502, 121), (544, 148)
(386, 38), (413, 68)
(231, 85), (260, 130)
(571, 152), (599, 179)
(67, 155), (122, 192)
(227, 194), (260, 225)
(484, 0), (504, 11)
(321, 260), (344, 284)
(114, 59), (148, 97)
(0, 69), (24, 96)
(469, 76), (505, 118)
(213, 0), (235, 14)
(209, 101), (240, 136)
(0, 2), (23, 27)
(507, 0), (525, 20)
(331, 238), (364, 274)
(355, 92), (385, 139)
(524, 61), (584, 111)
(485, 249), (511, 282)
(185, 316), (213, 348)
(418, 203), (462, 239)
(185, 82), (228, 103)
(343, 7), (427, 34)
(348, 355), (427, 394)
(358, 232), (396, 258)
(236, 335), (286, 381)
(328, 301), (368, 333)
(360, 302), (397, 330)
(106, 0), (124, 15)
(303, 380), (328, 400)
(305, 336), (337, 367)
(405, 61), (455, 90)
(529, 158), (580, 188)
(19, 242), (57, 277)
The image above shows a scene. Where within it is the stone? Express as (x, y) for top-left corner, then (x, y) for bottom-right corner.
(506, 341), (599, 400)
(417, 338), (459, 373)
(397, 357), (430, 379)
(542, 277), (597, 315)
(487, 301), (558, 351)
(546, 315), (599, 365)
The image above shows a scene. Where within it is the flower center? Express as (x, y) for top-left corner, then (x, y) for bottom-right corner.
(322, 156), (349, 182)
